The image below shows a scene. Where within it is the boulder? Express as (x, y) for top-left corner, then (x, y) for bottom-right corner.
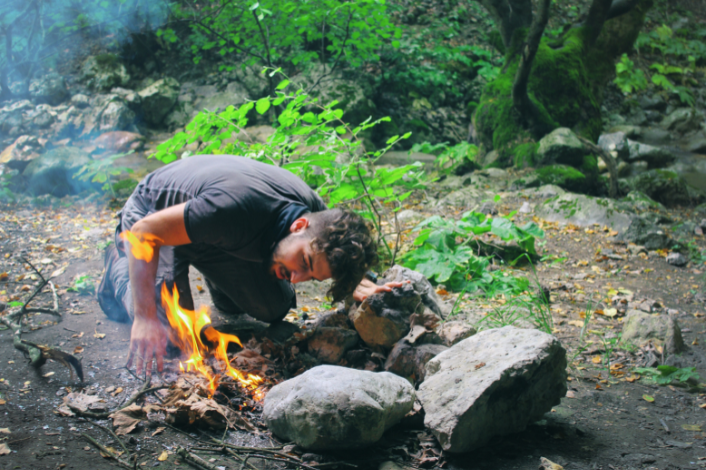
(93, 131), (144, 153)
(621, 310), (685, 354)
(138, 78), (180, 125)
(638, 94), (666, 112)
(598, 132), (629, 160)
(22, 147), (92, 197)
(263, 365), (415, 450)
(617, 216), (670, 250)
(0, 135), (42, 171)
(436, 186), (489, 209)
(0, 100), (33, 136)
(29, 73), (68, 106)
(196, 82), (249, 112)
(626, 140), (676, 168)
(535, 193), (633, 233)
(384, 341), (447, 383)
(307, 312), (360, 364)
(436, 321), (476, 346)
(535, 164), (591, 193)
(683, 131), (706, 154)
(99, 100), (135, 132)
(418, 326), (567, 453)
(381, 265), (449, 318)
(623, 170), (693, 207)
(537, 128), (589, 167)
(607, 125), (642, 138)
(519, 184), (566, 200)
(349, 282), (424, 349)
(70, 94), (90, 109)
(622, 190), (665, 212)
(660, 107), (703, 134)
(81, 54), (131, 92)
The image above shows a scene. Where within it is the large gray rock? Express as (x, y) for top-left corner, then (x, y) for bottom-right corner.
(626, 140), (676, 168)
(683, 131), (706, 154)
(660, 107), (703, 134)
(436, 321), (477, 346)
(598, 132), (629, 160)
(81, 54), (130, 92)
(623, 170), (693, 207)
(535, 193), (633, 232)
(196, 82), (249, 112)
(99, 100), (135, 132)
(22, 147), (92, 197)
(418, 326), (567, 453)
(384, 341), (447, 383)
(29, 73), (68, 106)
(263, 365), (415, 450)
(537, 128), (589, 167)
(621, 310), (685, 354)
(138, 77), (180, 125)
(617, 216), (670, 250)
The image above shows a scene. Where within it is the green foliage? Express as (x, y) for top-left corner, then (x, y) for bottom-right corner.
(476, 288), (553, 334)
(74, 152), (136, 198)
(614, 54), (648, 94)
(512, 143), (539, 168)
(634, 365), (701, 386)
(161, 0), (398, 75)
(401, 211), (544, 295)
(409, 141), (479, 175)
(67, 274), (95, 295)
(151, 72), (425, 264)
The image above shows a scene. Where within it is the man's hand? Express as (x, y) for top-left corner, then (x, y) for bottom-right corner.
(126, 314), (167, 377)
(353, 278), (409, 302)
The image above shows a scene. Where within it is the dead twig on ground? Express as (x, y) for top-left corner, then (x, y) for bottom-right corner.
(176, 447), (222, 470)
(82, 433), (133, 470)
(81, 418), (131, 460)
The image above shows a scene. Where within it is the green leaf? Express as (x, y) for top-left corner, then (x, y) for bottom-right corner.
(249, 2), (259, 10)
(276, 80), (290, 90)
(256, 98), (271, 115)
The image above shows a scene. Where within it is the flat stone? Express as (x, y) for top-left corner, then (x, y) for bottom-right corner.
(381, 265), (449, 318)
(418, 326), (567, 453)
(666, 252), (688, 267)
(537, 128), (589, 166)
(626, 140), (676, 168)
(263, 365), (415, 450)
(436, 321), (476, 346)
(535, 193), (634, 233)
(384, 341), (447, 383)
(308, 313), (360, 364)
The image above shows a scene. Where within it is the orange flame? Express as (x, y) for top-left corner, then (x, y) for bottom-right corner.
(119, 231), (163, 262)
(160, 283), (264, 397)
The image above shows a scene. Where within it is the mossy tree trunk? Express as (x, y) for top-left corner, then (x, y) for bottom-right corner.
(472, 0), (653, 166)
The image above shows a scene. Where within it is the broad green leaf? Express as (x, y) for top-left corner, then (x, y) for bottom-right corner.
(256, 98), (271, 115)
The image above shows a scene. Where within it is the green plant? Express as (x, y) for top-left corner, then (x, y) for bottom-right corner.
(151, 71), (425, 265)
(614, 53), (648, 94)
(410, 141), (479, 175)
(67, 275), (95, 295)
(634, 365), (701, 387)
(74, 152), (136, 198)
(401, 211), (543, 295)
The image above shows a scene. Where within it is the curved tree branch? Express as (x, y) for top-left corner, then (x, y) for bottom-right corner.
(585, 0), (614, 45)
(606, 0), (641, 19)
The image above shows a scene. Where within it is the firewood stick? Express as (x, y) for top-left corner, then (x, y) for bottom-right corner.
(176, 447), (221, 470)
(82, 433), (133, 470)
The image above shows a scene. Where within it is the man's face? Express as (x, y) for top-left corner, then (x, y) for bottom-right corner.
(270, 217), (332, 284)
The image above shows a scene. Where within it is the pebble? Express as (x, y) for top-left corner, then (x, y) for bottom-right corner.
(666, 252), (687, 267)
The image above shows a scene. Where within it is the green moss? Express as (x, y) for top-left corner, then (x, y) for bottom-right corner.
(581, 154), (599, 175)
(536, 164), (588, 192)
(94, 53), (121, 69)
(474, 27), (603, 161)
(513, 143), (540, 167)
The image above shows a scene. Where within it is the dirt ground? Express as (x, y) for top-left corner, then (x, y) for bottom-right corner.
(0, 186), (705, 470)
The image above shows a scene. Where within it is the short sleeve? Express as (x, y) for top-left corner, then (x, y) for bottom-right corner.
(184, 189), (246, 248)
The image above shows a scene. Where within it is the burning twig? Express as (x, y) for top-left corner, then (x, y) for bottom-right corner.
(81, 433), (133, 470)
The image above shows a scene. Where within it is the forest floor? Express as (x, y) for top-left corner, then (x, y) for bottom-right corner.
(0, 182), (705, 470)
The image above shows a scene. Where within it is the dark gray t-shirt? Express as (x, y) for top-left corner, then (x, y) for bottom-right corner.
(131, 155), (327, 261)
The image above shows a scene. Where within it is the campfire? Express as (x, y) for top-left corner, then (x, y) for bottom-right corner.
(121, 230), (264, 399)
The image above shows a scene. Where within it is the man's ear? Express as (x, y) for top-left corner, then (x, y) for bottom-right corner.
(289, 217), (310, 234)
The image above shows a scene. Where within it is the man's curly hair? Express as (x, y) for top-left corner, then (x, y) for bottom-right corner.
(307, 209), (378, 302)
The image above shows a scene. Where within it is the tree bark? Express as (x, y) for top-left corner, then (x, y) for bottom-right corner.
(511, 0), (551, 134)
(478, 0), (531, 50)
(584, 0), (616, 45)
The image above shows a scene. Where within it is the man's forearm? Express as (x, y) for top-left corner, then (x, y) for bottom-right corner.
(127, 245), (161, 320)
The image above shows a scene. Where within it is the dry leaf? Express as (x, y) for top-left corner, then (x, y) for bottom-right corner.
(99, 446), (118, 458)
(50, 266), (66, 278)
(112, 387), (123, 396)
(73, 346), (84, 354)
(0, 428), (9, 434)
(0, 443), (10, 455)
(158, 451), (169, 461)
(151, 427), (165, 437)
(43, 372), (55, 378)
(109, 404), (149, 435)
(682, 424), (702, 432)
(0, 399), (6, 405)
(592, 356), (602, 364)
(0, 272), (7, 281)
(94, 330), (106, 339)
(57, 392), (105, 417)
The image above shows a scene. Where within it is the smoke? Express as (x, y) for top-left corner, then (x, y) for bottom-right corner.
(0, 0), (170, 88)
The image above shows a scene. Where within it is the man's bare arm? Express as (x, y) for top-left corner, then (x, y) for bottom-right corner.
(352, 278), (408, 302)
(125, 203), (191, 377)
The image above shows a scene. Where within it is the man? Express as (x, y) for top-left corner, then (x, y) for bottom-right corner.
(98, 155), (400, 377)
